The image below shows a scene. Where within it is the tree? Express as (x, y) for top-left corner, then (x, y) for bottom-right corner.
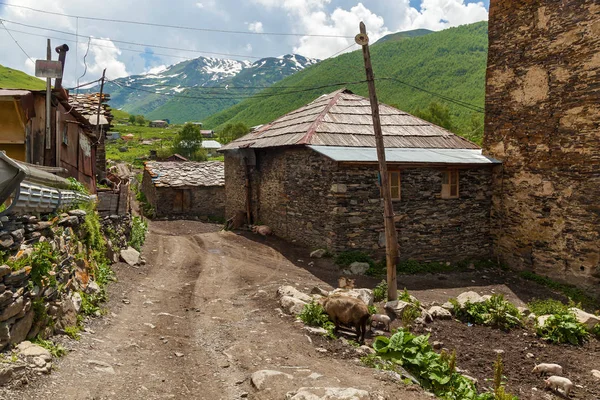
(413, 102), (454, 132)
(135, 115), (146, 126)
(128, 114), (136, 124)
(218, 122), (250, 145)
(172, 123), (203, 159)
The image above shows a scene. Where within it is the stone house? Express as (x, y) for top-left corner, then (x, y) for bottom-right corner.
(219, 89), (500, 262)
(484, 0), (600, 286)
(141, 161), (225, 219)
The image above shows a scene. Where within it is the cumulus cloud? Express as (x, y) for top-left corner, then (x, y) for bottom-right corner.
(401, 0), (488, 31)
(248, 21), (264, 33)
(79, 38), (128, 80)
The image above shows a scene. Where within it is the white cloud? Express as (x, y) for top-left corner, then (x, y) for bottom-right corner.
(401, 0), (488, 31)
(248, 21), (264, 33)
(195, 2), (204, 8)
(82, 38), (129, 80)
(245, 43), (253, 52)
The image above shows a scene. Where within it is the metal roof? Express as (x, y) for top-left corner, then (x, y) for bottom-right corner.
(308, 146), (501, 165)
(0, 89), (32, 97)
(201, 140), (222, 149)
(144, 161), (224, 188)
(220, 89), (479, 151)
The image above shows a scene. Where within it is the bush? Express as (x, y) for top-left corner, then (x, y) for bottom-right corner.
(527, 299), (570, 316)
(29, 241), (58, 287)
(334, 251), (373, 268)
(373, 280), (388, 302)
(32, 338), (66, 358)
(298, 301), (336, 338)
(66, 177), (89, 194)
(129, 216), (148, 251)
(453, 295), (521, 331)
(536, 313), (589, 345)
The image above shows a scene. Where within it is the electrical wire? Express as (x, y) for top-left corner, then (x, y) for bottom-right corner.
(0, 20), (34, 63)
(0, 2), (355, 39)
(77, 37), (91, 91)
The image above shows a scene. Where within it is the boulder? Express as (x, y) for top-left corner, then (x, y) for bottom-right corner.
(569, 307), (600, 330)
(16, 341), (52, 362)
(0, 265), (10, 279)
(84, 281), (101, 295)
(280, 296), (307, 315)
(310, 249), (327, 258)
(0, 296), (25, 322)
(429, 306), (452, 320)
(120, 246), (140, 266)
(58, 216), (79, 227)
(456, 291), (484, 308)
(537, 315), (552, 328)
(441, 301), (454, 312)
(251, 370), (293, 390)
(68, 209), (87, 217)
(310, 287), (330, 297)
(285, 387), (370, 400)
(384, 300), (415, 319)
(9, 310), (34, 345)
(71, 292), (82, 313)
(277, 286), (312, 303)
(3, 267), (31, 286)
(10, 229), (24, 242)
(56, 297), (78, 331)
(344, 262), (370, 275)
(330, 288), (373, 307)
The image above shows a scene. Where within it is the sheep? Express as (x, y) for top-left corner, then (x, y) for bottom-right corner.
(544, 376), (573, 397)
(251, 225), (272, 236)
(323, 295), (370, 343)
(370, 314), (391, 331)
(532, 363), (563, 376)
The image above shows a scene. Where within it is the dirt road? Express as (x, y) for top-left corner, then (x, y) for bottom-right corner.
(1, 220), (428, 400)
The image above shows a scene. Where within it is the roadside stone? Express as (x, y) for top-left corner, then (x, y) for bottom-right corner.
(280, 296), (307, 315)
(120, 246), (140, 266)
(285, 387), (370, 400)
(384, 300), (415, 319)
(87, 360), (115, 374)
(331, 288), (374, 306)
(58, 216), (79, 227)
(277, 286), (312, 303)
(310, 249), (327, 258)
(17, 341), (52, 362)
(0, 265), (10, 279)
(428, 306), (452, 320)
(456, 291), (484, 308)
(250, 370), (293, 391)
(591, 370), (600, 380)
(526, 353), (535, 359)
(569, 307), (600, 330)
(9, 310), (34, 345)
(0, 296), (25, 322)
(343, 262), (370, 275)
(3, 267), (31, 286)
(31, 357), (46, 368)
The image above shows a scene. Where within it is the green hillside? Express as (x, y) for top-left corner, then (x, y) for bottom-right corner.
(0, 64), (45, 90)
(204, 21), (487, 143)
(375, 29), (433, 44)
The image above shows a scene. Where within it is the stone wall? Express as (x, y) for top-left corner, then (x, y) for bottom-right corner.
(484, 0), (600, 285)
(225, 147), (494, 262)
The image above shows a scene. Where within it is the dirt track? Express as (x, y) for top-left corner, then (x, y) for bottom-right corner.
(1, 220), (429, 400)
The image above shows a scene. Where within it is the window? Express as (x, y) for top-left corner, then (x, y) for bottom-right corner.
(442, 169), (459, 199)
(388, 170), (401, 200)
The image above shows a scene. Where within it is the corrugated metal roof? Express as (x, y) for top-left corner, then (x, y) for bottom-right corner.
(308, 146), (501, 165)
(202, 140), (222, 149)
(220, 89), (479, 151)
(144, 161), (224, 188)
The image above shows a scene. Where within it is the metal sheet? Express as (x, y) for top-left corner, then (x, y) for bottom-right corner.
(308, 146), (501, 164)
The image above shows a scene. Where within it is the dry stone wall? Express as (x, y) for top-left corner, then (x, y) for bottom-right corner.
(484, 0), (600, 286)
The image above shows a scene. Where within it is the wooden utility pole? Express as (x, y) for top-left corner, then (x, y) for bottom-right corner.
(45, 39), (52, 151)
(95, 69), (107, 178)
(356, 22), (399, 301)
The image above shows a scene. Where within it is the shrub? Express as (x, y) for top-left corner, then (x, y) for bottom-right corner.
(454, 295), (521, 331)
(373, 280), (387, 302)
(66, 177), (88, 194)
(298, 301), (336, 339)
(129, 216), (148, 251)
(334, 251), (373, 268)
(527, 299), (570, 316)
(63, 325), (81, 340)
(32, 338), (66, 358)
(29, 241), (58, 287)
(536, 313), (589, 345)
(368, 305), (378, 315)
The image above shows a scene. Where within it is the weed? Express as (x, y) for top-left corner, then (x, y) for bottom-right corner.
(453, 295), (521, 331)
(128, 216), (148, 251)
(63, 325), (82, 341)
(492, 355), (518, 400)
(334, 251), (373, 268)
(368, 305), (378, 315)
(29, 241), (58, 287)
(0, 353), (18, 363)
(519, 271), (598, 311)
(32, 338), (67, 358)
(298, 301), (336, 339)
(66, 177), (89, 195)
(95, 262), (115, 287)
(401, 305), (421, 328)
(591, 324), (600, 339)
(79, 291), (106, 317)
(536, 313), (589, 345)
(527, 299), (570, 316)
(373, 280), (387, 302)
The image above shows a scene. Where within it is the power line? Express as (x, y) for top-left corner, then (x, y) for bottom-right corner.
(0, 20), (34, 63)
(0, 2), (354, 39)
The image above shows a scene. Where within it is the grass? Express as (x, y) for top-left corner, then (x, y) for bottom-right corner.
(0, 64), (45, 90)
(519, 271), (598, 311)
(527, 299), (571, 316)
(32, 338), (67, 358)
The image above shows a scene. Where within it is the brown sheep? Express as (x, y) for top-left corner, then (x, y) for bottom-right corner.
(323, 295), (370, 343)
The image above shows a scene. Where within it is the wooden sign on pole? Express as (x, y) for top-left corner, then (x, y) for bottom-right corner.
(356, 22), (399, 301)
(35, 59), (63, 79)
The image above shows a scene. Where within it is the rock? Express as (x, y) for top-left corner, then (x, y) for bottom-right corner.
(87, 360), (115, 374)
(120, 246), (140, 266)
(3, 267), (31, 286)
(526, 353), (535, 359)
(17, 341), (52, 362)
(280, 296), (307, 315)
(330, 288), (374, 307)
(31, 357), (46, 368)
(310, 249), (327, 258)
(68, 209), (87, 217)
(9, 310), (34, 345)
(591, 370), (600, 380)
(517, 306), (530, 316)
(35, 221), (53, 230)
(304, 326), (328, 335)
(421, 310), (434, 323)
(0, 290), (12, 305)
(0, 265), (10, 279)
(174, 352), (184, 357)
(0, 366), (14, 386)
(0, 296), (25, 322)
(456, 291), (484, 308)
(250, 370), (293, 391)
(537, 315), (552, 328)
(429, 306), (452, 320)
(85, 281), (101, 295)
(384, 300), (415, 319)
(58, 216), (79, 227)
(10, 229), (24, 242)
(569, 307), (600, 330)
(345, 262), (370, 275)
(432, 341), (444, 350)
(310, 287), (330, 297)
(277, 286), (312, 303)
(463, 375), (478, 385)
(56, 297), (78, 331)
(441, 301), (454, 312)
(71, 292), (82, 313)
(285, 387), (370, 400)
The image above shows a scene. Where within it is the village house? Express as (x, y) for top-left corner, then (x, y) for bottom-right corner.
(141, 161), (225, 219)
(220, 89), (500, 262)
(0, 89), (102, 192)
(149, 120), (168, 128)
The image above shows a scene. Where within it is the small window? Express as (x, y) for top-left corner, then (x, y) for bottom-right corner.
(388, 170), (401, 200)
(442, 169), (459, 199)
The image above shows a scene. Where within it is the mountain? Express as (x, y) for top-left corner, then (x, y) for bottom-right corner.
(0, 65), (45, 90)
(375, 29), (433, 44)
(203, 21), (488, 143)
(98, 54), (318, 123)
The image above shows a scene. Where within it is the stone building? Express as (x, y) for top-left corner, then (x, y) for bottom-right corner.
(484, 1), (600, 286)
(220, 89), (499, 261)
(141, 161), (225, 219)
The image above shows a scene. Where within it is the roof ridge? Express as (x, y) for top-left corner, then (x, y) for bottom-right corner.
(298, 88), (347, 145)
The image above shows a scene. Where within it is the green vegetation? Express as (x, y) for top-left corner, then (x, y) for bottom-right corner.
(373, 280), (388, 302)
(375, 28), (433, 44)
(492, 355), (518, 400)
(536, 313), (589, 345)
(67, 177), (89, 194)
(519, 271), (598, 311)
(129, 216), (148, 251)
(32, 338), (67, 358)
(298, 301), (336, 339)
(451, 295), (522, 331)
(63, 325), (82, 341)
(527, 299), (570, 316)
(204, 22), (488, 143)
(368, 305), (378, 315)
(0, 64), (45, 90)
(217, 122), (250, 144)
(334, 251), (373, 268)
(172, 123), (207, 161)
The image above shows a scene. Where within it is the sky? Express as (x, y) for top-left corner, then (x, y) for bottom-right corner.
(0, 0), (489, 87)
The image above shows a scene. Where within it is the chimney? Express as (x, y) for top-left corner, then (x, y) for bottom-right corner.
(54, 44), (69, 91)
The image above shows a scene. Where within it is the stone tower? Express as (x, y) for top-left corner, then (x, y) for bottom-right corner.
(484, 1), (600, 286)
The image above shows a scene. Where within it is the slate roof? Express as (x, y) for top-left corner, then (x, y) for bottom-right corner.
(68, 93), (113, 126)
(144, 161), (224, 188)
(220, 89), (479, 151)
